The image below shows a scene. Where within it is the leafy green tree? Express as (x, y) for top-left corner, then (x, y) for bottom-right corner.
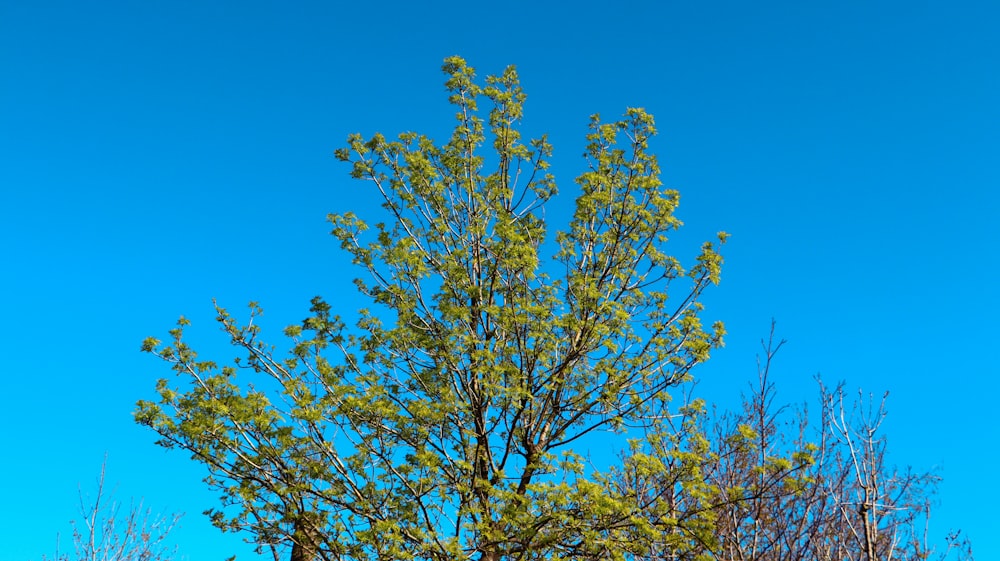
(136, 56), (727, 561)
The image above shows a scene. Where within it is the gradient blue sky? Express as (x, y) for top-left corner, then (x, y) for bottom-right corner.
(2, 1), (997, 559)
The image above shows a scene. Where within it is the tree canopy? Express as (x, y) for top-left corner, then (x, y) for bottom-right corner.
(136, 57), (969, 561)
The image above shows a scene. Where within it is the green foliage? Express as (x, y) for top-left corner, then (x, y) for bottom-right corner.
(137, 57), (972, 561)
(137, 57), (726, 561)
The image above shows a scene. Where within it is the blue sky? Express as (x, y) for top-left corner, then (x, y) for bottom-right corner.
(2, 1), (997, 559)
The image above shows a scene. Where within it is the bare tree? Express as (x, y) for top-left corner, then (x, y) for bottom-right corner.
(42, 459), (182, 561)
(611, 325), (973, 561)
(816, 382), (973, 561)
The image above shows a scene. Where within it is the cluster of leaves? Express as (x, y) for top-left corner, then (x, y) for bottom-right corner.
(135, 58), (969, 561)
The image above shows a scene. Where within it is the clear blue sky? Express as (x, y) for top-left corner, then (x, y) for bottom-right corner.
(2, 1), (997, 559)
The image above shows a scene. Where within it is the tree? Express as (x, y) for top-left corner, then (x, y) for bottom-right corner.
(136, 57), (970, 561)
(42, 459), (181, 561)
(136, 56), (727, 561)
(611, 326), (974, 561)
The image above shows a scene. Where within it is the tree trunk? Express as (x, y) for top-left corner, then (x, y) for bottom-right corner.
(290, 514), (320, 561)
